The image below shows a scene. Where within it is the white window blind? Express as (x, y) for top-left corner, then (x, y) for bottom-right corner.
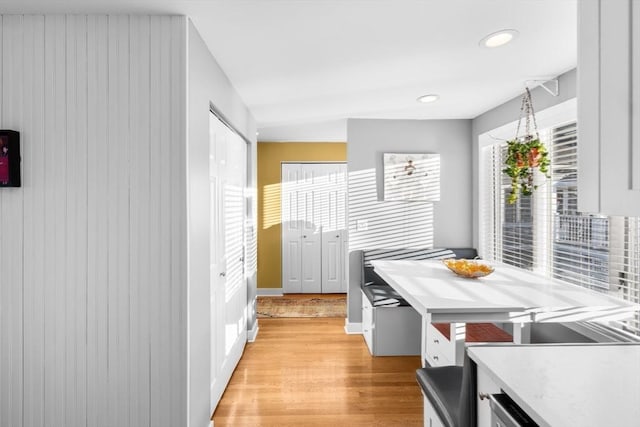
(480, 121), (640, 336)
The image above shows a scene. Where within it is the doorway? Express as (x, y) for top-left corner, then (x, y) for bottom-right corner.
(209, 110), (247, 408)
(281, 162), (347, 294)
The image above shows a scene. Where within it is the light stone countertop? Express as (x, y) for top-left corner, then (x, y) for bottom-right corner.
(468, 343), (640, 427)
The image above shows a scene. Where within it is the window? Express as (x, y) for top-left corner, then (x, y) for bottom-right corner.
(480, 121), (640, 336)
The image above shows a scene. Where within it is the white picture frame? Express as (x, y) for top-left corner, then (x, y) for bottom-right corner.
(383, 152), (440, 201)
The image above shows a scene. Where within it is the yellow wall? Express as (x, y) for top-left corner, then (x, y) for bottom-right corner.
(257, 142), (347, 289)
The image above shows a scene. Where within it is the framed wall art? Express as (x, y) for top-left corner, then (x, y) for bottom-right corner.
(383, 152), (439, 201)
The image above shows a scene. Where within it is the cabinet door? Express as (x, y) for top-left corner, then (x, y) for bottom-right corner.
(423, 395), (446, 427)
(578, 0), (640, 216)
(361, 290), (374, 354)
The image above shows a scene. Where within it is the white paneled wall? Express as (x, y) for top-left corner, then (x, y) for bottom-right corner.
(0, 15), (187, 427)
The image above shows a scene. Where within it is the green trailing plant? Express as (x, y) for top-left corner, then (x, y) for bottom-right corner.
(503, 136), (549, 204)
(502, 87), (550, 204)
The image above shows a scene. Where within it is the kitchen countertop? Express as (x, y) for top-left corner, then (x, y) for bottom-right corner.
(468, 343), (640, 427)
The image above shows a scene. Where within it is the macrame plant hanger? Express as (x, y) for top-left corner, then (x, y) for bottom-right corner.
(504, 87), (549, 204)
(515, 87), (540, 146)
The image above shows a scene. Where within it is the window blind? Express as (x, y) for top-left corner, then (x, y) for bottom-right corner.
(480, 121), (640, 336)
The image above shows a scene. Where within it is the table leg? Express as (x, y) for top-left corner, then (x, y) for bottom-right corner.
(451, 322), (466, 365)
(421, 314), (431, 368)
(513, 323), (531, 344)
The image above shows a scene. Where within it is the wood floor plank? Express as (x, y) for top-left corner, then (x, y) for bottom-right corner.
(212, 318), (423, 427)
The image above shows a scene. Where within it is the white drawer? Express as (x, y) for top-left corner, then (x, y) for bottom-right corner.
(361, 290), (373, 353)
(426, 323), (454, 366)
(425, 344), (452, 366)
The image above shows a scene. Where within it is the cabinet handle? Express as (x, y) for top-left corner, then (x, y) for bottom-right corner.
(303, 235), (307, 238)
(433, 339), (439, 344)
(478, 392), (490, 400)
(219, 272), (226, 277)
(432, 355), (439, 361)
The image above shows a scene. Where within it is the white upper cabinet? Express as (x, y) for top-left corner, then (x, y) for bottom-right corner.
(578, 0), (640, 216)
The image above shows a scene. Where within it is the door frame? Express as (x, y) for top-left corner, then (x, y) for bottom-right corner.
(208, 105), (252, 413)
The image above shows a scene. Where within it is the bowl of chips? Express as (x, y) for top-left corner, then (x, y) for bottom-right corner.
(442, 259), (494, 278)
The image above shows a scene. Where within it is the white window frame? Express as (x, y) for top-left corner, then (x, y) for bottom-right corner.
(478, 99), (639, 336)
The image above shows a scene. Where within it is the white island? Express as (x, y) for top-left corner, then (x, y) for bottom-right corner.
(468, 343), (640, 427)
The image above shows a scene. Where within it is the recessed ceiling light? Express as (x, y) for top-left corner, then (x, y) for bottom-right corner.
(417, 94), (439, 103)
(479, 29), (519, 48)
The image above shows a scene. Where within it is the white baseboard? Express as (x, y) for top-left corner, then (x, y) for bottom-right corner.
(344, 320), (362, 334)
(247, 321), (259, 342)
(257, 288), (284, 296)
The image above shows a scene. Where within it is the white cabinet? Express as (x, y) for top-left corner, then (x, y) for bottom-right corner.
(578, 0), (640, 216)
(424, 322), (454, 367)
(362, 290), (374, 351)
(360, 290), (422, 356)
(422, 393), (446, 427)
(475, 366), (502, 427)
(423, 321), (466, 367)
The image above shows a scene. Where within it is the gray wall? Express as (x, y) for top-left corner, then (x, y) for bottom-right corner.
(346, 118), (472, 323)
(187, 19), (257, 427)
(348, 118), (473, 249)
(471, 68), (577, 248)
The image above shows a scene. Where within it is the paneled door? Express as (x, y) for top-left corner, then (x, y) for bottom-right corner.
(321, 163), (348, 293)
(209, 112), (247, 410)
(281, 163), (347, 293)
(281, 163), (322, 293)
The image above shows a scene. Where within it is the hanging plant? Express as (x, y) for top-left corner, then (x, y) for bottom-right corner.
(503, 87), (550, 204)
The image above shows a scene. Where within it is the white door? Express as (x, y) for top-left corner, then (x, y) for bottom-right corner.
(321, 163), (348, 293)
(299, 166), (322, 293)
(282, 163), (322, 293)
(209, 112), (247, 410)
(281, 162), (347, 293)
(281, 164), (302, 293)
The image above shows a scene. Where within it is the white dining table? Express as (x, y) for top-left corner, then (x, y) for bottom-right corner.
(371, 259), (640, 365)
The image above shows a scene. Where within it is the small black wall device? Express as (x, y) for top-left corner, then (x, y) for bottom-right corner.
(0, 130), (20, 187)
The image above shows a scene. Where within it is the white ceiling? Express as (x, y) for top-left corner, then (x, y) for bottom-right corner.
(1, 0), (577, 141)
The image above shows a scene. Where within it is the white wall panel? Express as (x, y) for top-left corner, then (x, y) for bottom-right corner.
(0, 15), (24, 427)
(0, 15), (187, 427)
(22, 14), (46, 427)
(86, 15), (110, 427)
(128, 14), (152, 427)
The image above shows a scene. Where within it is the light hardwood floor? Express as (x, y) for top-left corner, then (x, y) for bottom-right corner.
(212, 318), (423, 426)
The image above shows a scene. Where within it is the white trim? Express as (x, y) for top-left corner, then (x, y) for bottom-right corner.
(344, 320), (362, 334)
(257, 288), (284, 296)
(247, 321), (259, 342)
